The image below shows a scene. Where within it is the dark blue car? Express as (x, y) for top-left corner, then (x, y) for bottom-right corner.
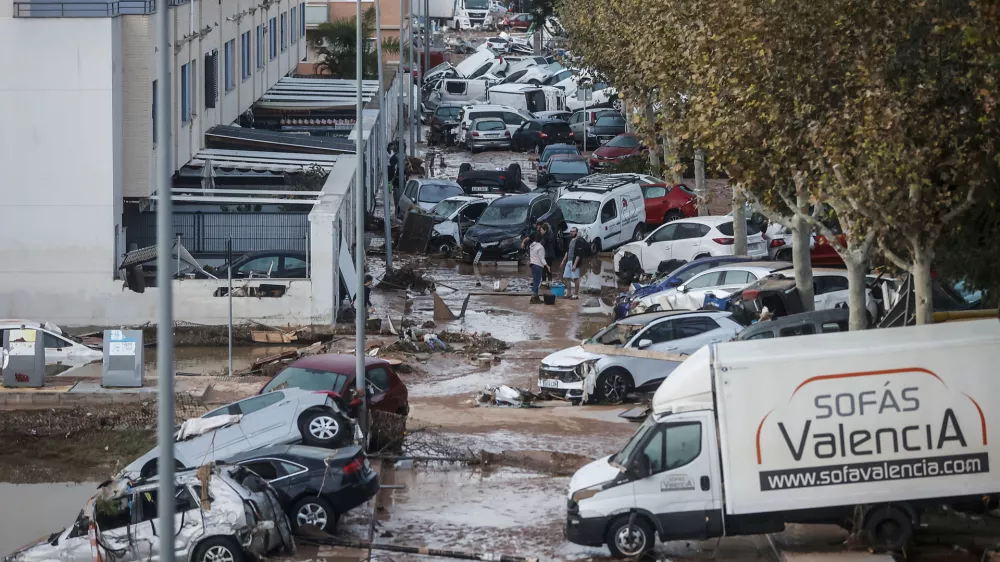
(614, 256), (755, 318)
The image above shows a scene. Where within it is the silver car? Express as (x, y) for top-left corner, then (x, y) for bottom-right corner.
(6, 464), (292, 562)
(124, 387), (353, 479)
(467, 117), (512, 153)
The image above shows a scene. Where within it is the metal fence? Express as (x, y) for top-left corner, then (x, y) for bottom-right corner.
(126, 211), (310, 258)
(13, 0), (154, 16)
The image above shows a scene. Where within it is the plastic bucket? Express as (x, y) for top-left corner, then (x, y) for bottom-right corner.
(551, 282), (566, 297)
(543, 294), (557, 305)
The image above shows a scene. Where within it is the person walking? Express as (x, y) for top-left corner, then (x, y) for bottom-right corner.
(525, 233), (548, 303)
(561, 227), (583, 299)
(537, 221), (555, 286)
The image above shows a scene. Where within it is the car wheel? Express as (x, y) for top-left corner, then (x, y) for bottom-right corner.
(611, 97), (623, 112)
(300, 409), (350, 448)
(605, 515), (654, 558)
(632, 224), (644, 242)
(591, 238), (602, 255)
(459, 162), (472, 174)
(506, 163), (522, 190)
(192, 537), (244, 562)
(665, 210), (684, 223)
(864, 506), (913, 551)
(594, 368), (632, 404)
(775, 248), (792, 261)
(291, 496), (338, 534)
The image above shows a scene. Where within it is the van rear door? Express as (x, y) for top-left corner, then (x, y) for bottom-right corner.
(631, 411), (724, 540)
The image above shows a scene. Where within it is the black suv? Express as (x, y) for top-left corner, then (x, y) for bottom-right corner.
(461, 192), (566, 263)
(511, 118), (575, 152)
(456, 162), (527, 194)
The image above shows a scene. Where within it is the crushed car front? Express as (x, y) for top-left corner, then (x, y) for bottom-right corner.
(538, 346), (603, 402)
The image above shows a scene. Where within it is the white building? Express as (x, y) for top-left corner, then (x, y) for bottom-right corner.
(0, 0), (342, 326)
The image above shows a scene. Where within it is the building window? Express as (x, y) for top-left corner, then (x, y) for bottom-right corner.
(205, 50), (218, 108)
(180, 62), (191, 124)
(152, 80), (157, 143)
(256, 24), (264, 69)
(269, 17), (277, 60)
(224, 39), (235, 91)
(241, 31), (251, 80)
(290, 6), (297, 42)
(305, 4), (327, 25)
(281, 12), (287, 51)
(301, 2), (307, 35)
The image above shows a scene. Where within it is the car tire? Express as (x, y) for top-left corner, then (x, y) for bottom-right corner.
(611, 97), (623, 112)
(459, 163), (472, 174)
(300, 409), (350, 448)
(605, 514), (654, 558)
(864, 506), (913, 551)
(775, 249), (792, 261)
(593, 368), (632, 404)
(192, 536), (244, 562)
(291, 496), (338, 534)
(632, 224), (645, 242)
(591, 238), (602, 255)
(665, 210), (684, 223)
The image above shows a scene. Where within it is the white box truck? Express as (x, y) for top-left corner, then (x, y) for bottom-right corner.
(566, 319), (1000, 558)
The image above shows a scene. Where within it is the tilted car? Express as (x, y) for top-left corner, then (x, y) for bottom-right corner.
(630, 262), (793, 313)
(613, 256), (755, 318)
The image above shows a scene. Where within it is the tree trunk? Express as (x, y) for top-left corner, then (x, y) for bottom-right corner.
(662, 137), (681, 184)
(912, 246), (935, 325)
(694, 148), (707, 216)
(790, 215), (814, 312)
(845, 256), (868, 330)
(732, 189), (748, 256)
(644, 105), (661, 170)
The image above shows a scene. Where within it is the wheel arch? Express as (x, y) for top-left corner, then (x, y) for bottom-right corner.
(189, 534), (244, 562)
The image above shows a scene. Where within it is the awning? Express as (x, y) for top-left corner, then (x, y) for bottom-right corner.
(187, 147), (341, 173)
(205, 126), (356, 155)
(256, 77), (380, 110)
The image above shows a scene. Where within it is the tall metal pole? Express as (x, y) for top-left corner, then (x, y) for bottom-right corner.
(375, 0), (393, 271)
(355, 0), (368, 439)
(398, 0), (405, 199)
(227, 239), (233, 376)
(423, 0), (430, 81)
(408, 0), (416, 157)
(155, 0), (177, 556)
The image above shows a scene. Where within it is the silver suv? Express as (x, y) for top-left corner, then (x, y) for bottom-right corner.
(7, 464), (293, 562)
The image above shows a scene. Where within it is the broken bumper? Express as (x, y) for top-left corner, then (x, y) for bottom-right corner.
(462, 240), (522, 262)
(538, 365), (585, 400)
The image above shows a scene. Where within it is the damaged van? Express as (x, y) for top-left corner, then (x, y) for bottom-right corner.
(7, 464), (293, 562)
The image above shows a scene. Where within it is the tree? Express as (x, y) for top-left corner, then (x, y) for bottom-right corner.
(313, 7), (400, 79)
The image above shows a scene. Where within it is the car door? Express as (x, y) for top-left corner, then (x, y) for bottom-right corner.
(670, 316), (728, 352)
(670, 222), (708, 261)
(236, 391), (295, 447)
(130, 485), (202, 560)
(441, 79), (468, 102)
(813, 274), (850, 310)
(624, 319), (681, 388)
(711, 269), (758, 299)
(458, 201), (488, 239)
(640, 223), (679, 273)
(280, 254), (308, 278)
(668, 270), (724, 310)
(41, 330), (73, 364)
(512, 121), (531, 150)
(569, 111), (583, 137)
(641, 185), (668, 223)
(631, 415), (720, 540)
(599, 198), (621, 248)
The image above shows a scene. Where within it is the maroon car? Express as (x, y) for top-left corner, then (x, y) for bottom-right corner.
(259, 354), (409, 417)
(588, 133), (645, 170)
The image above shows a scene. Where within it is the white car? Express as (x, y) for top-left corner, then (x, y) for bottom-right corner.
(634, 262), (793, 312)
(500, 64), (556, 86)
(428, 195), (498, 255)
(557, 174), (647, 253)
(538, 310), (744, 404)
(614, 216), (769, 276)
(543, 68), (578, 97)
(565, 82), (620, 112)
(0, 320), (103, 366)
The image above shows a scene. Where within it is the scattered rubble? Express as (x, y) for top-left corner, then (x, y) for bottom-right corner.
(472, 385), (542, 408)
(378, 267), (436, 292)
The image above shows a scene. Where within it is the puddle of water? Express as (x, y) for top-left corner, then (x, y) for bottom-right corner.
(429, 429), (627, 460)
(0, 482), (97, 556)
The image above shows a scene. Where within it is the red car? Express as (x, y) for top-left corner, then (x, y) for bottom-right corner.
(259, 354), (410, 417)
(503, 13), (533, 31)
(812, 234), (846, 267)
(642, 183), (698, 225)
(588, 133), (645, 170)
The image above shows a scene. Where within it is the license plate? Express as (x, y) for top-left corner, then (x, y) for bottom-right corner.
(540, 379), (559, 388)
(599, 136), (612, 142)
(474, 250), (483, 265)
(471, 186), (490, 192)
(750, 242), (763, 251)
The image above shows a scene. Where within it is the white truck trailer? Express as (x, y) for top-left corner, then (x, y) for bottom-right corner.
(566, 319), (1000, 557)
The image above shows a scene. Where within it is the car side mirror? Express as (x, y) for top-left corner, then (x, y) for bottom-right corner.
(678, 284), (688, 293)
(637, 339), (652, 349)
(666, 278), (681, 287)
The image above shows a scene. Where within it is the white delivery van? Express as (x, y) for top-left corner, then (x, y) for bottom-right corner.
(566, 319), (1000, 557)
(557, 174), (646, 253)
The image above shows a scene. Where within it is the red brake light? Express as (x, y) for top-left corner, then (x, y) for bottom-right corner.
(742, 289), (760, 301)
(713, 237), (735, 245)
(473, 131), (480, 137)
(505, 131), (511, 137)
(344, 458), (364, 475)
(769, 239), (785, 248)
(539, 132), (548, 138)
(568, 132), (574, 136)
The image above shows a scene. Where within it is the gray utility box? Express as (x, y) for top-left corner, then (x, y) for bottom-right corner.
(2, 327), (46, 388)
(102, 329), (144, 388)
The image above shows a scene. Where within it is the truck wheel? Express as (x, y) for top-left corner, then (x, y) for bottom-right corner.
(665, 210), (684, 223)
(864, 506), (913, 551)
(594, 368), (632, 404)
(605, 515), (654, 558)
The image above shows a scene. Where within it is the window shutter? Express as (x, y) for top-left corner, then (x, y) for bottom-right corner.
(205, 50), (218, 109)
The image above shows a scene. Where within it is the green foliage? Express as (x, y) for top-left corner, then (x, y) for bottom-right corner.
(313, 6), (400, 79)
(605, 155), (657, 176)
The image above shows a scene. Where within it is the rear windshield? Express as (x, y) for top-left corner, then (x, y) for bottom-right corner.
(550, 159), (588, 174)
(541, 146), (578, 162)
(260, 367), (347, 394)
(595, 115), (625, 127)
(542, 122), (571, 134)
(419, 184), (464, 203)
(606, 135), (639, 148)
(716, 221), (762, 236)
(475, 120), (506, 131)
(436, 106), (462, 119)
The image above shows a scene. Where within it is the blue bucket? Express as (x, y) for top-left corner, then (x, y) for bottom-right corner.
(551, 282), (566, 297)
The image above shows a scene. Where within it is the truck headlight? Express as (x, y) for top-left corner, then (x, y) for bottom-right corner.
(571, 481), (611, 503)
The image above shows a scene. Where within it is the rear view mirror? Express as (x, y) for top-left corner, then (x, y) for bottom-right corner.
(637, 339), (652, 349)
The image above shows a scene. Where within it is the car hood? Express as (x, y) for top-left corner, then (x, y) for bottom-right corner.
(465, 223), (525, 243)
(617, 241), (643, 257)
(569, 455), (622, 495)
(542, 345), (601, 368)
(593, 146), (636, 159)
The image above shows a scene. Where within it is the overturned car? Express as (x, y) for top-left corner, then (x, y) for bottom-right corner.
(6, 464), (293, 562)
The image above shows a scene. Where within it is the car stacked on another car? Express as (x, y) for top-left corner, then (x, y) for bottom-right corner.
(613, 256), (756, 318)
(631, 261), (794, 313)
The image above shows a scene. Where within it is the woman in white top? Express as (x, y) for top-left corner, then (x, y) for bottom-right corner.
(524, 233), (549, 302)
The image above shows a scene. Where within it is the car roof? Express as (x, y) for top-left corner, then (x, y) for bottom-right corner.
(671, 216), (733, 226)
(697, 261), (792, 274)
(542, 143), (576, 151)
(436, 101), (466, 108)
(534, 118), (568, 124)
(737, 308), (850, 338)
(288, 353), (389, 375)
(491, 192), (544, 206)
(225, 444), (364, 464)
(414, 178), (462, 187)
(616, 310), (732, 326)
(471, 116), (505, 122)
(548, 155), (588, 165)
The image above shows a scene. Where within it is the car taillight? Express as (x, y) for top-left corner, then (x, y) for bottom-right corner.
(539, 132), (548, 138)
(505, 131), (511, 137)
(590, 114), (596, 123)
(344, 458), (364, 476)
(713, 237), (735, 245)
(568, 131), (574, 136)
(742, 289), (760, 301)
(473, 131), (480, 137)
(498, 175), (506, 180)
(769, 239), (785, 248)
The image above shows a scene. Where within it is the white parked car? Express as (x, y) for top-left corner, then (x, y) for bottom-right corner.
(538, 310), (744, 404)
(428, 195), (499, 255)
(543, 68), (578, 97)
(633, 262), (793, 312)
(0, 320), (103, 366)
(565, 82), (620, 112)
(613, 216), (768, 276)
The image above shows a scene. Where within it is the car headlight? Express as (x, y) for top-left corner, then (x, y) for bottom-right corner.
(500, 235), (522, 248)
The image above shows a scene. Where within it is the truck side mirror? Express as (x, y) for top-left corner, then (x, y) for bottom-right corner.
(637, 339), (652, 349)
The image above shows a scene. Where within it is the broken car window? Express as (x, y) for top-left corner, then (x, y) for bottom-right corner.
(367, 367), (390, 393)
(241, 460), (282, 480)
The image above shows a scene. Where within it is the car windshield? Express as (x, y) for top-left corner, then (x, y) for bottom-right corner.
(586, 321), (643, 347)
(419, 184), (464, 203)
(478, 204), (529, 226)
(606, 135), (639, 148)
(433, 199), (466, 218)
(595, 115), (625, 127)
(559, 199), (600, 224)
(611, 416), (656, 467)
(260, 367), (348, 394)
(436, 106), (462, 120)
(550, 160), (589, 175)
(542, 147), (577, 162)
(475, 120), (505, 131)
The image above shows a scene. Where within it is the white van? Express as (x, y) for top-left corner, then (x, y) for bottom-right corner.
(455, 104), (533, 144)
(433, 78), (493, 106)
(488, 83), (565, 114)
(557, 174), (646, 253)
(566, 319), (1000, 557)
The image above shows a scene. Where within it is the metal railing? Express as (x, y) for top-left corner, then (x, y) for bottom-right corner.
(13, 0), (154, 16)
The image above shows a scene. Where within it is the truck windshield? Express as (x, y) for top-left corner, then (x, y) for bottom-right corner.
(611, 417), (656, 467)
(559, 199), (600, 224)
(465, 0), (489, 8)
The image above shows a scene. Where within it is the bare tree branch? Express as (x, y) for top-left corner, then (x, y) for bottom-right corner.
(880, 245), (912, 272)
(940, 184), (977, 225)
(743, 188), (793, 228)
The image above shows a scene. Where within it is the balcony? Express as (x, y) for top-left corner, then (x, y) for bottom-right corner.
(13, 0), (155, 16)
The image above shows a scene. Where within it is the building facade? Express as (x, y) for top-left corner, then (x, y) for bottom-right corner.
(298, 0), (406, 75)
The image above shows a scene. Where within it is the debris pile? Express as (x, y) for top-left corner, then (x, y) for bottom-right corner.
(378, 267), (436, 292)
(472, 385), (542, 408)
